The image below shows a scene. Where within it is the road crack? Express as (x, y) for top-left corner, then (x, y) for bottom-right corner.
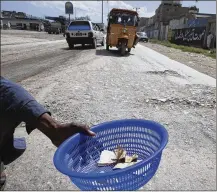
(146, 70), (182, 77)
(145, 97), (216, 108)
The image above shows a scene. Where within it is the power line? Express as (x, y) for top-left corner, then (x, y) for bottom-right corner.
(107, 0), (109, 13)
(98, 0), (104, 23)
(75, 7), (76, 19)
(102, 0), (103, 23)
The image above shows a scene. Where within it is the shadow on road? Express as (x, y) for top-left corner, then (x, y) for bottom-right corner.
(61, 47), (71, 50)
(61, 45), (93, 51)
(95, 49), (134, 57)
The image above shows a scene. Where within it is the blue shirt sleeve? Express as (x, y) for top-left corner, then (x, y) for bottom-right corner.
(0, 77), (51, 134)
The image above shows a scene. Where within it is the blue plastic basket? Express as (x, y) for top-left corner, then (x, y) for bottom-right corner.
(53, 119), (168, 191)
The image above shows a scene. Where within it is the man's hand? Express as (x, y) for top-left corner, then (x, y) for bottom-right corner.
(51, 122), (96, 147)
(36, 113), (96, 147)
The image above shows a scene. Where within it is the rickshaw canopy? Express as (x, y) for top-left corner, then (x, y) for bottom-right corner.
(109, 8), (138, 16)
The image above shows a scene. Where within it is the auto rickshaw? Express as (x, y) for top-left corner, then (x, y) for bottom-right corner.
(106, 8), (140, 56)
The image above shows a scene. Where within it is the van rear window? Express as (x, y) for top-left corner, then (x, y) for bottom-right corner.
(68, 21), (91, 30)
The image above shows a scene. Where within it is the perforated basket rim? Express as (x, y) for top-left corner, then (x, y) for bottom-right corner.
(53, 119), (168, 179)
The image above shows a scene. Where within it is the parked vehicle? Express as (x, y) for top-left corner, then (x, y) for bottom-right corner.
(64, 20), (104, 49)
(137, 32), (149, 42)
(47, 22), (62, 34)
(45, 16), (67, 35)
(106, 8), (140, 56)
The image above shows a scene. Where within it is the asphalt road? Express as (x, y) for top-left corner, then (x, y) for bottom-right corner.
(1, 30), (216, 191)
(1, 30), (82, 82)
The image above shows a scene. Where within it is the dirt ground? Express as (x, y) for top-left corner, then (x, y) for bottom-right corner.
(142, 42), (216, 79)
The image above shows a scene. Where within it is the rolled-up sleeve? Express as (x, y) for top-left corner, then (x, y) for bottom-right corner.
(0, 77), (51, 134)
(20, 100), (51, 134)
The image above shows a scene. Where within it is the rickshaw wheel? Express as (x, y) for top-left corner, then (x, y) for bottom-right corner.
(68, 43), (74, 49)
(92, 39), (97, 49)
(106, 44), (109, 51)
(120, 45), (126, 56)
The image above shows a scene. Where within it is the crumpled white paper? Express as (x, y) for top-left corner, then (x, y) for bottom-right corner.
(113, 160), (142, 170)
(97, 147), (141, 170)
(97, 150), (117, 166)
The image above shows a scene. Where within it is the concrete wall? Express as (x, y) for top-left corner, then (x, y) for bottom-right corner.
(210, 22), (216, 35)
(159, 23), (164, 40)
(187, 18), (208, 28)
(171, 27), (206, 47)
(138, 2), (215, 44)
(148, 16), (155, 26)
(167, 28), (173, 41)
(170, 16), (216, 48)
(138, 17), (149, 27)
(165, 25), (169, 40)
(143, 15), (158, 38)
(139, 26), (146, 32)
(169, 17), (186, 29)
(156, 4), (190, 23)
(161, 0), (182, 5)
(159, 23), (169, 40)
(210, 22), (216, 48)
(154, 30), (159, 39)
(203, 18), (216, 48)
(146, 28), (159, 39)
(145, 3), (192, 40)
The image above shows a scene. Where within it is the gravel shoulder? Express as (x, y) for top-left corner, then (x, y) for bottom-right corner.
(141, 42), (216, 79)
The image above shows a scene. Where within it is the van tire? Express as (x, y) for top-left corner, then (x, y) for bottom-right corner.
(69, 43), (74, 49)
(92, 39), (97, 49)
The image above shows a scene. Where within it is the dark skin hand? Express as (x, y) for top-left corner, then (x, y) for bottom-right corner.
(36, 113), (96, 147)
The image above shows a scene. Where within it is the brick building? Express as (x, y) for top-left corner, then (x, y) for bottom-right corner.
(145, 0), (196, 40)
(138, 17), (149, 32)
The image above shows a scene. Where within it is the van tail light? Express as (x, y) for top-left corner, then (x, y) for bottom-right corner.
(88, 32), (93, 38)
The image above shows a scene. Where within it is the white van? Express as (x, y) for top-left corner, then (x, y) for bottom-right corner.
(65, 20), (105, 49)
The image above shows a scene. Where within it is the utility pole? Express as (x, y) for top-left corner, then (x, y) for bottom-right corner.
(102, 0), (104, 23)
(107, 0), (109, 13)
(74, 7), (76, 20)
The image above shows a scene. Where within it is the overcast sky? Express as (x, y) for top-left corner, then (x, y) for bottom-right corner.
(1, 1), (216, 23)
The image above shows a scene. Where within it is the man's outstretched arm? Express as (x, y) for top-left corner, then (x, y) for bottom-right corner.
(0, 77), (95, 148)
(36, 113), (95, 147)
